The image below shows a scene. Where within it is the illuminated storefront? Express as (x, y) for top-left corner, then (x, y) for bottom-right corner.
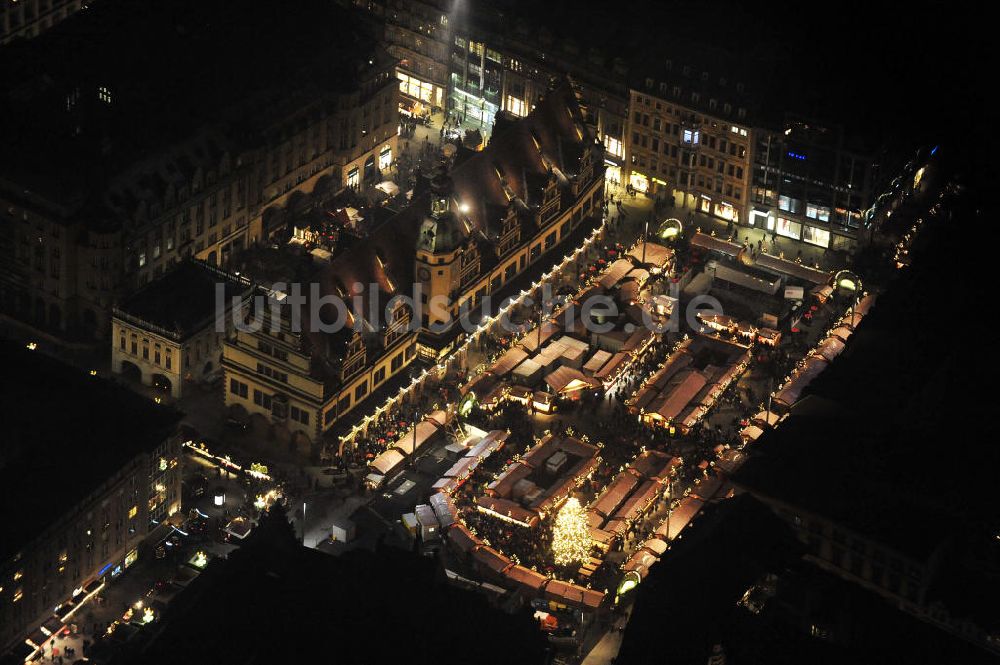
(629, 172), (649, 193)
(775, 217), (802, 240)
(378, 145), (392, 171)
(450, 84), (498, 128)
(713, 200), (739, 223)
(605, 162), (622, 186)
(802, 225), (831, 247)
(699, 195), (712, 214)
(397, 72), (443, 108)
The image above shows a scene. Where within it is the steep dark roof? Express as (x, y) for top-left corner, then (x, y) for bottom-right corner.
(116, 261), (253, 339)
(0, 344), (180, 561)
(0, 0), (379, 207)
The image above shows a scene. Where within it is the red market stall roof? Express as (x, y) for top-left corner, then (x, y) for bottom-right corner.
(475, 496), (540, 527)
(628, 242), (673, 268)
(773, 355), (829, 408)
(543, 580), (606, 609)
(623, 327), (654, 352)
(583, 349), (613, 375)
(520, 321), (561, 352)
(545, 366), (601, 394)
(595, 351), (629, 382)
(504, 564), (548, 591)
(623, 548), (659, 579)
(370, 448), (406, 476)
(590, 526), (616, 548)
(425, 410), (448, 427)
(599, 258), (636, 289)
(839, 311), (865, 330)
(654, 494), (706, 541)
(752, 410), (782, 427)
(472, 545), (514, 574)
(591, 472), (640, 519)
(617, 280), (640, 304)
(854, 293), (877, 316)
(828, 325), (854, 343)
(627, 450), (679, 483)
(643, 538), (669, 556)
(467, 430), (509, 458)
(612, 479), (661, 524)
(652, 371), (709, 421)
(491, 346), (530, 376)
(488, 463), (534, 497)
(697, 312), (737, 330)
(394, 420), (441, 456)
(812, 336), (846, 363)
(447, 523), (481, 553)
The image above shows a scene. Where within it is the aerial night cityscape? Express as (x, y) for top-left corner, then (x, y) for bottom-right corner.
(0, 0), (989, 663)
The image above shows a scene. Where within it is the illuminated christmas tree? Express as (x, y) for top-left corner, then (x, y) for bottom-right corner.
(551, 498), (590, 566)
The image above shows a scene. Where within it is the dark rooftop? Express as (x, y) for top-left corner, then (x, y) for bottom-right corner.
(0, 0), (381, 205)
(121, 507), (548, 665)
(115, 261), (253, 340)
(0, 343), (180, 561)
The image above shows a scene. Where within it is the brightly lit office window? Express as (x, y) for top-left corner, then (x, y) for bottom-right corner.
(505, 95), (527, 117)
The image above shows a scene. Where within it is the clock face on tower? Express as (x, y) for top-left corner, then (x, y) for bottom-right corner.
(418, 267), (431, 281)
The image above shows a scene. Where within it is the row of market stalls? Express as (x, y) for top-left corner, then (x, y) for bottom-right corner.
(430, 430), (509, 495)
(366, 410), (449, 487)
(772, 293), (877, 411)
(690, 232), (832, 286)
(618, 473), (733, 593)
(629, 335), (752, 432)
(696, 311), (782, 347)
(404, 429), (508, 541)
(476, 434), (601, 527)
(458, 241), (673, 413)
(587, 451), (682, 553)
(446, 521), (606, 611)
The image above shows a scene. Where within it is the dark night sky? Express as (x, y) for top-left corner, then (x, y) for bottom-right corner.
(500, 0), (985, 172)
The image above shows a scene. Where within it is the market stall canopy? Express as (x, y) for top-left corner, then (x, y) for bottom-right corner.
(472, 546), (513, 574)
(375, 180), (399, 196)
(475, 496), (540, 527)
(504, 564), (548, 591)
(628, 242), (673, 269)
(583, 349), (612, 375)
(395, 419), (442, 456)
(370, 449), (405, 476)
(447, 523), (481, 553)
(491, 346), (529, 376)
(545, 366), (601, 395)
(599, 258), (637, 289)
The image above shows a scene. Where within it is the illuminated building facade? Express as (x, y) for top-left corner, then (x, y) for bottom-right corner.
(0, 345), (182, 653)
(749, 119), (874, 251)
(0, 0), (397, 342)
(623, 72), (753, 224)
(222, 85), (604, 450)
(111, 261), (255, 399)
(375, 0), (451, 112)
(0, 0), (84, 44)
